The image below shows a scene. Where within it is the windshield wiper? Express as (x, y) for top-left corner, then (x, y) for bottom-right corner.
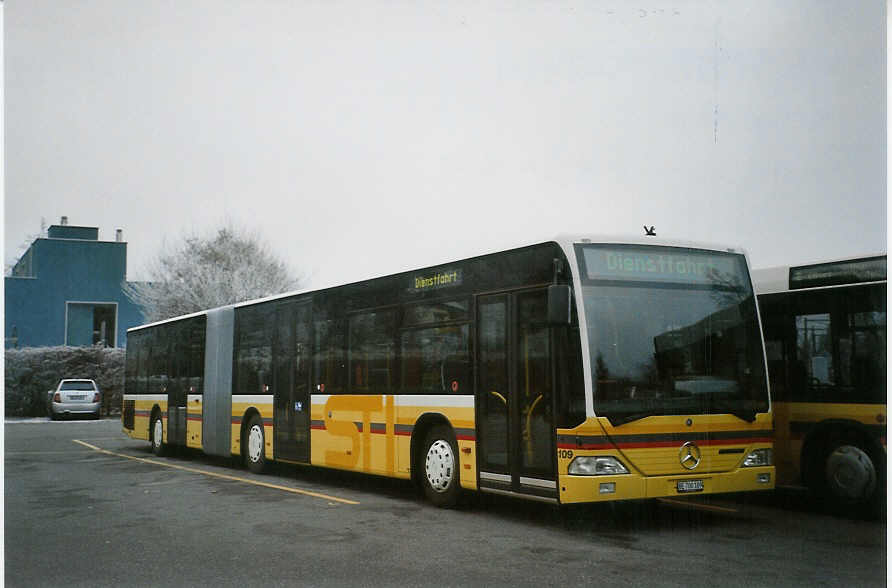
(604, 411), (659, 426)
(702, 397), (756, 423)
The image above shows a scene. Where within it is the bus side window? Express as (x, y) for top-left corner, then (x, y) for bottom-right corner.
(349, 309), (397, 394)
(401, 298), (471, 395)
(235, 305), (275, 396)
(314, 319), (346, 394)
(839, 285), (887, 402)
(401, 324), (470, 394)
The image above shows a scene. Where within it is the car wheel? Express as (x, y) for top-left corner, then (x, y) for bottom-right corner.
(151, 414), (167, 457)
(244, 415), (267, 474)
(420, 425), (461, 508)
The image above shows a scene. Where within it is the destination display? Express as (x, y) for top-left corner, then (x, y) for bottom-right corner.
(580, 245), (742, 285)
(411, 268), (462, 292)
(790, 256), (886, 289)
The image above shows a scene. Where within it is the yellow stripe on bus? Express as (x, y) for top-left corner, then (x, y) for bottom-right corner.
(71, 439), (359, 505)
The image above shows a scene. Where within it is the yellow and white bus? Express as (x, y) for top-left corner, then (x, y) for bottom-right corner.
(123, 236), (774, 506)
(753, 255), (886, 515)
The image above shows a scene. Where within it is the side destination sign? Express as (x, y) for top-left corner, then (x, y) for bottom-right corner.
(581, 246), (741, 285)
(412, 268), (462, 292)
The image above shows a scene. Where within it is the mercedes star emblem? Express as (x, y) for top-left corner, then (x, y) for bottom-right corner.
(679, 441), (702, 470)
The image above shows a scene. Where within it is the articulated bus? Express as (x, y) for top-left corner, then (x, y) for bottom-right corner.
(753, 255), (886, 515)
(122, 236), (774, 507)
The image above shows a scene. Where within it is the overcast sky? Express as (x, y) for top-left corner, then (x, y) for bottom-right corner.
(4, 1), (886, 287)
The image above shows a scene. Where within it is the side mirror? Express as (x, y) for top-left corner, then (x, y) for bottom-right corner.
(547, 284), (572, 325)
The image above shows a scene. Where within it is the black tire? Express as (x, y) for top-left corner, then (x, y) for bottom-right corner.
(150, 414), (167, 457)
(419, 425), (461, 508)
(243, 415), (267, 474)
(806, 432), (883, 517)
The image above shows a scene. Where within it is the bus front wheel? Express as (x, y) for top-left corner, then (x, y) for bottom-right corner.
(807, 434), (882, 516)
(420, 425), (460, 508)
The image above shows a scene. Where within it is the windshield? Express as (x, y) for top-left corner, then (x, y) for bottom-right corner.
(577, 244), (769, 425)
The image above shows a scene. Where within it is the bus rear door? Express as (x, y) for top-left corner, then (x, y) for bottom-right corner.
(273, 300), (311, 463)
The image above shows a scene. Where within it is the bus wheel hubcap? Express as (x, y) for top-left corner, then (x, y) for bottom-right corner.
(153, 419), (162, 449)
(826, 444), (876, 500)
(425, 440), (455, 493)
(248, 425), (264, 463)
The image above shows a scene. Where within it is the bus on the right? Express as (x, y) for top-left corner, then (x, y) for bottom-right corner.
(753, 255), (886, 517)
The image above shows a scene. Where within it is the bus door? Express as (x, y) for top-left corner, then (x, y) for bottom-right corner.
(166, 382), (187, 447)
(273, 300), (312, 463)
(477, 290), (556, 500)
(166, 325), (187, 447)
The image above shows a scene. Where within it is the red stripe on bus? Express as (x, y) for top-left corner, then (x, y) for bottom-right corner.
(558, 438), (772, 451)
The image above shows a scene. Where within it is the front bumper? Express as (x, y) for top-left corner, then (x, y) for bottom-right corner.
(558, 466), (775, 504)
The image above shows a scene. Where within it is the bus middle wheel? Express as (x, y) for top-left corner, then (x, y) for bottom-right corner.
(420, 425), (460, 508)
(244, 415), (267, 474)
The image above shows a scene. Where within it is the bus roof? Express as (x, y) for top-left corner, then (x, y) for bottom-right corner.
(128, 233), (750, 333)
(752, 253), (887, 295)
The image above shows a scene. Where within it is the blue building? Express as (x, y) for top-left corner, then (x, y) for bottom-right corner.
(5, 218), (144, 348)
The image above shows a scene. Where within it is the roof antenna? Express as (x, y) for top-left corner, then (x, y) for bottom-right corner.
(644, 225), (657, 236)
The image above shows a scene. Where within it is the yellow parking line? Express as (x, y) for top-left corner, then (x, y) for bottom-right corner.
(72, 439), (359, 505)
(657, 497), (738, 513)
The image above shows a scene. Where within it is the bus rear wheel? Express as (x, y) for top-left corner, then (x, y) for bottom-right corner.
(150, 414), (166, 457)
(420, 425), (460, 508)
(244, 415), (267, 474)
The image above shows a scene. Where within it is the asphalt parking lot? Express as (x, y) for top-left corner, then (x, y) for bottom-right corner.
(5, 418), (886, 587)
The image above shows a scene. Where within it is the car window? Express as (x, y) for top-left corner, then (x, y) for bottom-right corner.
(60, 382), (95, 391)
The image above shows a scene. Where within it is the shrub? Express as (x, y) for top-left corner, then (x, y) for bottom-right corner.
(5, 346), (125, 417)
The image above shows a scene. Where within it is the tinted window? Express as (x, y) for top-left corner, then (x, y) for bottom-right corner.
(403, 300), (469, 326)
(187, 317), (206, 395)
(235, 305), (275, 396)
(124, 331), (142, 395)
(350, 309), (397, 393)
(401, 324), (470, 394)
(148, 325), (169, 395)
(401, 297), (471, 395)
(759, 283), (886, 404)
(60, 381), (96, 391)
(314, 318), (346, 394)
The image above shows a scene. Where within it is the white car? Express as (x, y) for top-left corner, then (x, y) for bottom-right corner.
(48, 379), (101, 420)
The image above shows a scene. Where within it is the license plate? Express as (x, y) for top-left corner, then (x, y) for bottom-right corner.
(69, 395), (84, 400)
(676, 479), (704, 493)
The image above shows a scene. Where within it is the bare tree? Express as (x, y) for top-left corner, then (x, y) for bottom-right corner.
(124, 224), (300, 322)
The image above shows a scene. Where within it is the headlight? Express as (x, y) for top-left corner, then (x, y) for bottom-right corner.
(742, 448), (773, 467)
(568, 456), (629, 476)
